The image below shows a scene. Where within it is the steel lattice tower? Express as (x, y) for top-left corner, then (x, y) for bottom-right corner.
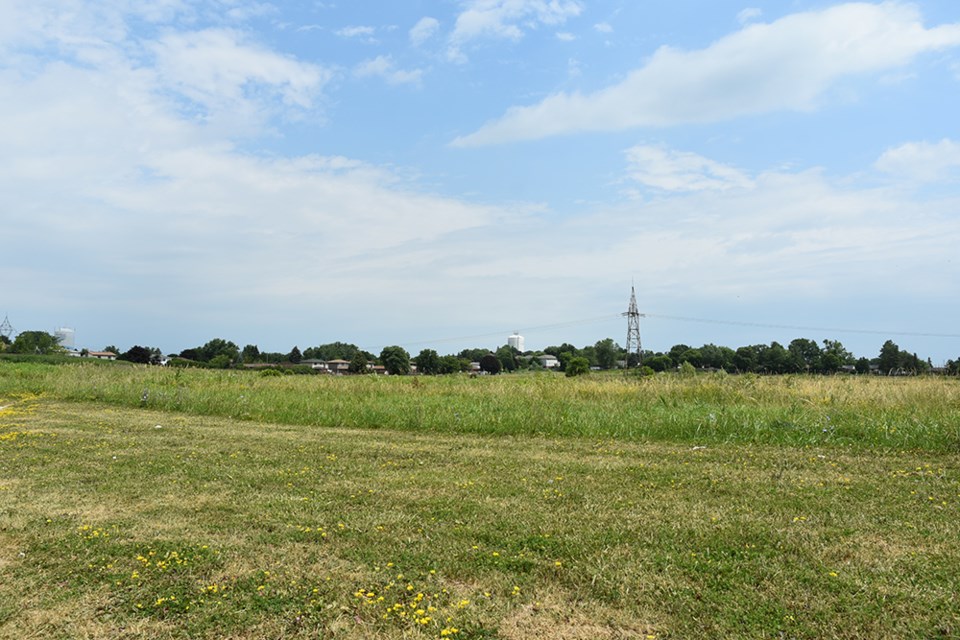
(623, 286), (642, 369)
(0, 315), (12, 340)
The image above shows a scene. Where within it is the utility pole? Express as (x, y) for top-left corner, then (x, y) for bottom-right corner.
(623, 285), (643, 370)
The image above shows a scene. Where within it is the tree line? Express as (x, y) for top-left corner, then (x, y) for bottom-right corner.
(2, 331), (956, 376)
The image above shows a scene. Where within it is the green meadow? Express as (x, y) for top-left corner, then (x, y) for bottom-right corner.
(1, 362), (958, 638)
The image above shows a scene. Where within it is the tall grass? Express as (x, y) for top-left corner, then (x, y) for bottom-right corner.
(2, 362), (958, 451)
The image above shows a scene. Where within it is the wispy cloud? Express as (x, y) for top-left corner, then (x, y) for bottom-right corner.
(336, 25), (376, 40)
(355, 55), (424, 86)
(737, 8), (762, 25)
(149, 28), (332, 128)
(453, 2), (960, 145)
(447, 0), (582, 62)
(593, 22), (612, 34)
(410, 16), (440, 46)
(624, 144), (754, 192)
(875, 138), (960, 183)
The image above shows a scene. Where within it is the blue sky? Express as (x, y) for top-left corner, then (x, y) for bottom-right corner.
(2, 0), (959, 362)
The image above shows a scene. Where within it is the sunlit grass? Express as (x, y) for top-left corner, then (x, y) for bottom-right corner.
(1, 362), (959, 451)
(1, 388), (959, 638)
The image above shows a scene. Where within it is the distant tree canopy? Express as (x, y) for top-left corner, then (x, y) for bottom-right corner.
(478, 353), (501, 375)
(415, 349), (441, 375)
(180, 338), (239, 364)
(594, 338), (619, 370)
(118, 345), (160, 364)
(876, 339), (928, 375)
(69, 333), (943, 377)
(495, 345), (518, 372)
(303, 342), (369, 362)
(348, 351), (369, 374)
(379, 346), (410, 375)
(241, 344), (260, 364)
(9, 331), (62, 355)
(457, 348), (490, 363)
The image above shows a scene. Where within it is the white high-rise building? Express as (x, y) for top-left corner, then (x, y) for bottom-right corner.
(507, 332), (524, 352)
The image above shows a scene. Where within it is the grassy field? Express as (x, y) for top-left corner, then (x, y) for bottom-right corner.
(1, 363), (959, 638)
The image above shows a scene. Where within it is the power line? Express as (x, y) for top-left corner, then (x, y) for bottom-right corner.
(395, 314), (621, 349)
(385, 310), (958, 354)
(641, 313), (960, 340)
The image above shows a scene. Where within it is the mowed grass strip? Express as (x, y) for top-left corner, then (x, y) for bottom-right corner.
(3, 362), (960, 451)
(1, 397), (958, 639)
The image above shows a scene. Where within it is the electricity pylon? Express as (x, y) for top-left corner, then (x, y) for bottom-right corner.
(623, 285), (643, 369)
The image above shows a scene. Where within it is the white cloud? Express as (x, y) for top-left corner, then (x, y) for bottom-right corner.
(448, 0), (583, 62)
(336, 25), (376, 39)
(556, 32), (576, 42)
(875, 138), (960, 182)
(410, 16), (440, 46)
(150, 28), (332, 119)
(445, 168), (958, 307)
(593, 22), (612, 34)
(355, 55), (424, 86)
(737, 8), (762, 25)
(454, 2), (960, 145)
(624, 145), (754, 192)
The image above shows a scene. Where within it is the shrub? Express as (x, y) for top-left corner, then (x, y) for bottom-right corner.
(565, 357), (590, 377)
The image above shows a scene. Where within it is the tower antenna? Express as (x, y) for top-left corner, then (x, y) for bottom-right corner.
(623, 285), (643, 370)
(0, 315), (13, 340)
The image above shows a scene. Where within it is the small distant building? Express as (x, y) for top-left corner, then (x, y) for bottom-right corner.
(538, 354), (559, 369)
(301, 358), (326, 370)
(325, 359), (351, 374)
(507, 332), (524, 352)
(87, 351), (117, 361)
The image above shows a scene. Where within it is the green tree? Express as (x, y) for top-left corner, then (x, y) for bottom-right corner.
(196, 338), (239, 364)
(303, 342), (364, 362)
(118, 345), (153, 364)
(209, 354), (232, 369)
(645, 354), (673, 372)
(788, 338), (821, 373)
(349, 351), (369, 374)
(495, 345), (518, 372)
(438, 355), (464, 374)
(878, 340), (901, 374)
(565, 356), (590, 377)
(733, 346), (758, 372)
(678, 348), (703, 368)
(380, 346), (410, 375)
(594, 338), (619, 370)
(668, 344), (692, 364)
(457, 348), (489, 363)
(415, 349), (441, 375)
(478, 353), (501, 374)
(241, 344), (260, 363)
(855, 357), (872, 374)
(758, 342), (790, 374)
(10, 331), (62, 355)
(288, 346), (302, 364)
